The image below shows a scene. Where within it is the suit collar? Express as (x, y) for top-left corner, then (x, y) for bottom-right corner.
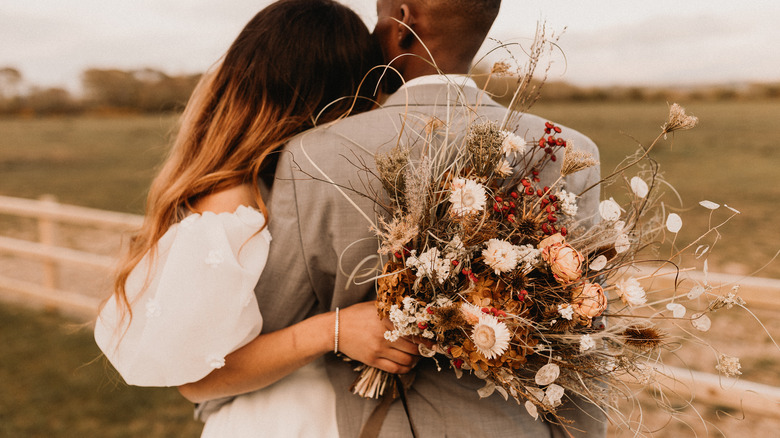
(382, 82), (503, 109)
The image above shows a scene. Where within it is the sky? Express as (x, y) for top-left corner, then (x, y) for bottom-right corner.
(3, 0), (780, 93)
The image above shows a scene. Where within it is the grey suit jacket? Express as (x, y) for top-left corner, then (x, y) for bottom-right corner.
(255, 83), (606, 438)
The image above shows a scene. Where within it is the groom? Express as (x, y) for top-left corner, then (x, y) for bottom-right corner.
(256, 0), (605, 436)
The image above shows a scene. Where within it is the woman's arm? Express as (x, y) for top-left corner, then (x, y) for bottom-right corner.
(177, 186), (419, 403)
(178, 301), (419, 404)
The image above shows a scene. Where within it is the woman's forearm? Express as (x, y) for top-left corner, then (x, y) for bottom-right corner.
(178, 311), (334, 403)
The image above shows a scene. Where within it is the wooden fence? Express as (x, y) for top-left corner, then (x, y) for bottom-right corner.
(0, 194), (142, 316)
(0, 195), (778, 417)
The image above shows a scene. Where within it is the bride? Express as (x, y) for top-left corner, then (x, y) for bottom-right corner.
(94, 1), (419, 436)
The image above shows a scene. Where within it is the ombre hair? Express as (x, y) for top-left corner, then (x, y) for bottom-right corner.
(111, 0), (382, 320)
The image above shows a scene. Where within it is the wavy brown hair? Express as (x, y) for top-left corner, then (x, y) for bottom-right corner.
(111, 0), (382, 321)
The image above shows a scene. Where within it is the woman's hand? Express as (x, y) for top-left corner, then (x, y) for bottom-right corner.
(337, 302), (420, 375)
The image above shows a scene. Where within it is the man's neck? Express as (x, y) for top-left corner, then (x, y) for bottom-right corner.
(400, 49), (471, 82)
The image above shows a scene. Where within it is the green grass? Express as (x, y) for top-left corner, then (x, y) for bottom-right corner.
(0, 302), (201, 438)
(1, 102), (777, 276)
(0, 114), (175, 214)
(532, 100), (780, 278)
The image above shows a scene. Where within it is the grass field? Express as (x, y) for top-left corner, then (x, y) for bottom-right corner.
(0, 102), (778, 436)
(0, 303), (201, 437)
(1, 101), (778, 277)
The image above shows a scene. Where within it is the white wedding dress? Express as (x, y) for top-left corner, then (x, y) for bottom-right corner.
(94, 206), (338, 437)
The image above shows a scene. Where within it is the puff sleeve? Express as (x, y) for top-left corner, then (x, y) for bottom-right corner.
(94, 206), (270, 387)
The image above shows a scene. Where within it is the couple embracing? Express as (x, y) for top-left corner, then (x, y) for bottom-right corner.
(95, 1), (605, 437)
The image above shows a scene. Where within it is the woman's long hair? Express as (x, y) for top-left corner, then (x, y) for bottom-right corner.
(111, 0), (382, 320)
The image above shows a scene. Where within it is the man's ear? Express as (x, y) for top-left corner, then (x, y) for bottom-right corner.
(397, 4), (416, 49)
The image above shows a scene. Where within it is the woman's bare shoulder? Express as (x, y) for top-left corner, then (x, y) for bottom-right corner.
(193, 184), (258, 214)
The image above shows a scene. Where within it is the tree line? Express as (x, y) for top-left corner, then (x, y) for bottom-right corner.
(1, 65), (779, 117)
(0, 67), (201, 116)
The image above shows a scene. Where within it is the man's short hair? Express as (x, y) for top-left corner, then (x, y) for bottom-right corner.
(425, 0), (501, 36)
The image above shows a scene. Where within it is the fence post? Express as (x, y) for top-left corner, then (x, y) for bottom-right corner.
(37, 194), (59, 292)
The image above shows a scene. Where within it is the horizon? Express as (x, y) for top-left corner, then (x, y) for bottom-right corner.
(3, 0), (779, 93)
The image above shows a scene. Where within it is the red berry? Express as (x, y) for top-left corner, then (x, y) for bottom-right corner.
(550, 155), (557, 162)
(536, 189), (543, 197)
(561, 226), (568, 237)
(453, 359), (464, 369)
(426, 307), (434, 314)
(511, 191), (519, 198)
(418, 322), (428, 330)
(553, 126), (562, 133)
(452, 260), (459, 266)
(525, 187), (534, 195)
(495, 196), (503, 203)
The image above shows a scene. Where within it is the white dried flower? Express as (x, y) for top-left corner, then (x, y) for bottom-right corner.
(514, 244), (541, 272)
(616, 277), (647, 306)
(715, 354), (742, 378)
(588, 255), (607, 271)
(535, 363), (560, 386)
(614, 234), (631, 253)
(699, 200), (720, 210)
(579, 334), (596, 352)
(495, 159), (513, 177)
(691, 312), (711, 332)
(501, 131), (527, 155)
(557, 304), (574, 320)
(471, 314), (511, 360)
(666, 303), (686, 318)
(630, 176), (649, 198)
(406, 247), (451, 283)
(589, 255), (607, 271)
(524, 401), (539, 420)
(687, 285), (706, 299)
(543, 384), (565, 407)
(666, 213), (682, 233)
(384, 331), (400, 342)
(482, 239), (520, 274)
(449, 177), (487, 216)
(556, 189), (578, 217)
(599, 198), (622, 221)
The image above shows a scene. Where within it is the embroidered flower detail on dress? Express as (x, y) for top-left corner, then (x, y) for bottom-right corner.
(145, 297), (161, 318)
(205, 250), (224, 268)
(241, 292), (253, 308)
(206, 354), (226, 369)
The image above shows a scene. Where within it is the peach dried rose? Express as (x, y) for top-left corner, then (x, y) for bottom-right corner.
(538, 233), (565, 250)
(539, 234), (583, 284)
(572, 283), (607, 319)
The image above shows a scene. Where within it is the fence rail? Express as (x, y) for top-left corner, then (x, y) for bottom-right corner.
(0, 195), (778, 418)
(0, 195), (142, 317)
